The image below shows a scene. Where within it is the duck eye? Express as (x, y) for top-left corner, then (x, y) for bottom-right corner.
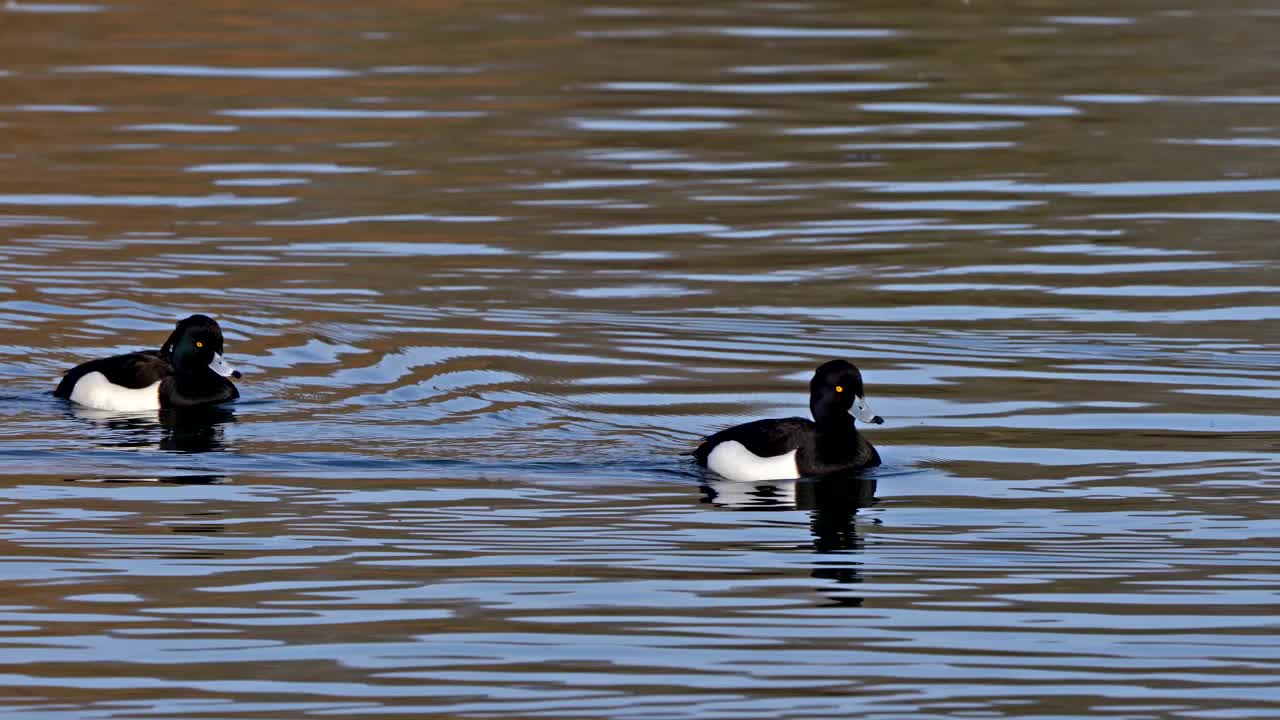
(195, 341), (203, 348)
(835, 385), (843, 393)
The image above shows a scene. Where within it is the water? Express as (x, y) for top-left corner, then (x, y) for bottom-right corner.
(1, 0), (1279, 717)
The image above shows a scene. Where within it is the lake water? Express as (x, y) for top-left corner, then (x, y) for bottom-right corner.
(1, 0), (1278, 717)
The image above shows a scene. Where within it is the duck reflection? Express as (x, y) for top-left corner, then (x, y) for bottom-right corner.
(800, 473), (877, 606)
(700, 472), (878, 606)
(797, 472), (877, 553)
(159, 406), (236, 453)
(66, 404), (236, 453)
(700, 473), (877, 545)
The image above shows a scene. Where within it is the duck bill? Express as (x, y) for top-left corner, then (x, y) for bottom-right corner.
(852, 395), (884, 425)
(209, 353), (242, 380)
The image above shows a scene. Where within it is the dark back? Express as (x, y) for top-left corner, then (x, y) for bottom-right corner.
(53, 352), (172, 398)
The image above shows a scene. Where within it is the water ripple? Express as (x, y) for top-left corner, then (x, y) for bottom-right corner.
(0, 1), (1277, 717)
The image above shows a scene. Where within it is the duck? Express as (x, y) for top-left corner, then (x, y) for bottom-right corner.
(54, 314), (242, 411)
(692, 359), (884, 481)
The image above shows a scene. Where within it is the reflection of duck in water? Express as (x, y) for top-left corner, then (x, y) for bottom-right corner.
(801, 474), (878, 606)
(701, 473), (877, 542)
(692, 360), (883, 482)
(701, 468), (880, 512)
(159, 405), (236, 453)
(66, 404), (237, 454)
(54, 314), (241, 411)
(701, 472), (878, 606)
(797, 472), (878, 553)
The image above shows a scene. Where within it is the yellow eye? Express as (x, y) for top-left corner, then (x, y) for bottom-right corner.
(195, 341), (203, 348)
(835, 385), (843, 393)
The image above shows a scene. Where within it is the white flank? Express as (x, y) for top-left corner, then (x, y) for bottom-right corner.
(68, 372), (161, 411)
(706, 440), (800, 482)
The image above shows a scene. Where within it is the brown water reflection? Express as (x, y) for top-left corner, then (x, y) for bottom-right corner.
(1, 0), (1279, 717)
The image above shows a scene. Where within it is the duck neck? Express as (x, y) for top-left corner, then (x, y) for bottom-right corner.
(173, 360), (219, 384)
(811, 396), (855, 432)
